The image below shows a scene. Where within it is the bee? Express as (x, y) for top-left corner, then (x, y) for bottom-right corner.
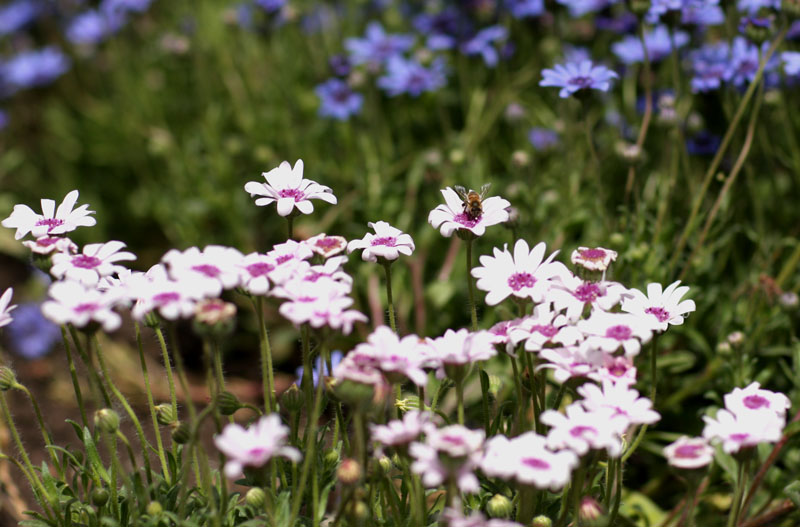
(454, 183), (491, 220)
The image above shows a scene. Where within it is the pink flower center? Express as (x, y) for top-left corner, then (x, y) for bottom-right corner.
(507, 272), (536, 292)
(298, 296), (316, 303)
(192, 264), (221, 278)
(36, 237), (60, 247)
(521, 457), (551, 470)
(278, 188), (305, 201)
(153, 292), (180, 305)
(246, 262), (274, 277)
(491, 323), (509, 337)
(454, 213), (479, 228)
(730, 433), (750, 442)
(316, 237), (343, 250)
(247, 447), (268, 458)
(645, 306), (670, 322)
(304, 271), (324, 282)
(72, 255), (102, 269)
(605, 325), (632, 341)
(580, 248), (607, 261)
(275, 255), (293, 265)
(608, 363), (629, 377)
(200, 301), (225, 313)
(674, 444), (705, 459)
(574, 282), (602, 303)
(532, 324), (558, 338)
(74, 303), (98, 313)
(36, 218), (65, 230)
(441, 435), (465, 446)
(371, 236), (397, 247)
(743, 394), (770, 410)
(570, 425), (597, 438)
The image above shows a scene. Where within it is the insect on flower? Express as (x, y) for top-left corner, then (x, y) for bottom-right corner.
(454, 183), (492, 221)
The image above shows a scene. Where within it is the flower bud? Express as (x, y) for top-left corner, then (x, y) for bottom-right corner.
(155, 403), (177, 426)
(779, 291), (799, 311)
(337, 458), (362, 485)
(615, 141), (643, 164)
(323, 449), (340, 473)
(171, 421), (191, 444)
(740, 15), (774, 45)
(192, 299), (237, 337)
(378, 456), (393, 474)
(579, 497), (605, 525)
(532, 515), (553, 527)
(146, 501), (163, 516)
(727, 331), (745, 347)
(511, 150), (530, 168)
(216, 391), (242, 416)
(94, 409), (120, 434)
(487, 494), (513, 518)
(716, 341), (732, 356)
(91, 488), (109, 506)
(449, 148), (465, 165)
(144, 312), (161, 329)
(245, 487), (266, 508)
(345, 500), (369, 522)
(281, 384), (305, 413)
(0, 366), (18, 391)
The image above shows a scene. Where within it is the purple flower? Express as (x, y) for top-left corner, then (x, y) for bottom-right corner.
(66, 10), (111, 45)
(737, 0), (779, 13)
(461, 25), (508, 67)
(345, 22), (415, 67)
(100, 0), (151, 31)
(377, 56), (447, 97)
(296, 350), (344, 387)
(255, 0), (285, 12)
(689, 41), (729, 92)
(0, 0), (40, 37)
(505, 0), (545, 18)
(724, 37), (777, 88)
(556, 0), (618, 17)
(528, 127), (559, 150)
(784, 52), (800, 76)
(612, 26), (689, 65)
(413, 8), (469, 51)
(540, 59), (618, 98)
(681, 0), (725, 25)
(6, 303), (61, 359)
(315, 79), (363, 120)
(686, 131), (720, 156)
(595, 13), (638, 33)
(1, 47), (71, 95)
(329, 54), (351, 76)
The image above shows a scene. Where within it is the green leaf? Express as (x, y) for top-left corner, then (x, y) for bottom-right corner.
(785, 481), (800, 509)
(82, 427), (111, 484)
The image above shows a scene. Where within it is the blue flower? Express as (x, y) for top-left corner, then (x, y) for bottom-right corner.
(461, 25), (508, 67)
(329, 54), (351, 76)
(2, 47), (71, 95)
(539, 59), (618, 98)
(689, 41), (729, 92)
(315, 78), (363, 120)
(412, 8), (469, 51)
(528, 127), (559, 150)
(345, 21), (415, 67)
(296, 350), (344, 387)
(737, 0), (779, 13)
(784, 51), (800, 76)
(724, 37), (771, 88)
(6, 303), (61, 360)
(255, 0), (285, 13)
(686, 131), (720, 156)
(66, 10), (111, 45)
(556, 0), (618, 17)
(595, 13), (638, 33)
(377, 56), (447, 97)
(612, 26), (689, 65)
(0, 0), (40, 37)
(505, 0), (545, 18)
(681, 0), (725, 25)
(564, 45), (591, 64)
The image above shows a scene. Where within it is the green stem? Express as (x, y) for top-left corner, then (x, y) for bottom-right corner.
(102, 430), (120, 520)
(61, 326), (88, 428)
(455, 378), (465, 425)
(624, 22), (653, 205)
(727, 457), (750, 527)
(168, 325), (197, 419)
(14, 383), (62, 477)
(383, 262), (397, 333)
(254, 297), (276, 413)
(135, 322), (171, 483)
(465, 238), (478, 331)
(287, 216), (294, 240)
(91, 334), (154, 489)
(301, 324), (314, 418)
(510, 355), (525, 434)
(607, 457), (623, 527)
(668, 26), (788, 276)
(69, 325), (111, 408)
(154, 324), (178, 420)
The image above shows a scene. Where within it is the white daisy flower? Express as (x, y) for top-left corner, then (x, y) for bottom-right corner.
(214, 414), (301, 479)
(244, 159), (337, 216)
(664, 436), (714, 469)
(42, 280), (122, 332)
(428, 187), (510, 238)
(577, 380), (660, 427)
(50, 240), (136, 286)
(541, 403), (627, 457)
(2, 189), (96, 240)
(0, 288), (17, 328)
(621, 280), (696, 332)
(347, 221), (415, 263)
(723, 382), (791, 420)
(481, 432), (578, 490)
(570, 246), (618, 272)
(162, 245), (244, 298)
(577, 311), (653, 357)
(702, 408), (783, 454)
(22, 235), (78, 255)
(305, 233), (348, 258)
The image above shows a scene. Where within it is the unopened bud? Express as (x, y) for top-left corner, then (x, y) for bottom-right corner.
(146, 501), (163, 516)
(779, 291), (799, 311)
(245, 487), (266, 508)
(216, 391), (242, 416)
(487, 494), (513, 518)
(615, 141), (643, 164)
(91, 488), (109, 506)
(323, 449), (340, 472)
(192, 299), (237, 337)
(144, 312), (161, 329)
(94, 409), (120, 434)
(0, 366), (17, 391)
(337, 458), (362, 485)
(728, 331), (745, 346)
(378, 456), (393, 473)
(579, 497), (605, 524)
(345, 500), (369, 522)
(155, 403), (177, 426)
(281, 384), (305, 413)
(716, 341), (732, 356)
(449, 149), (465, 165)
(511, 150), (530, 168)
(627, 0), (651, 16)
(171, 421), (190, 444)
(532, 515), (553, 527)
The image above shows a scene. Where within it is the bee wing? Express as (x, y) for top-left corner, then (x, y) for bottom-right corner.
(454, 185), (469, 201)
(478, 183), (492, 199)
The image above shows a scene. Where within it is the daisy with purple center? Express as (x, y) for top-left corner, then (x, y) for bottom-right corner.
(370, 410), (441, 450)
(42, 280), (122, 332)
(664, 436), (714, 469)
(50, 240), (136, 286)
(577, 380), (660, 428)
(347, 221), (415, 263)
(425, 329), (497, 377)
(428, 187), (510, 238)
(472, 240), (569, 306)
(236, 252), (277, 296)
(723, 382), (790, 420)
(540, 403), (627, 457)
(162, 245), (244, 298)
(274, 276), (364, 332)
(488, 318), (525, 355)
(305, 233), (347, 258)
(0, 288), (17, 328)
(481, 432), (578, 490)
(22, 235), (78, 256)
(214, 414), (301, 479)
(588, 355), (637, 386)
(130, 264), (204, 321)
(442, 508), (524, 527)
(549, 275), (629, 322)
(621, 280), (696, 332)
(244, 159), (337, 217)
(509, 307), (583, 353)
(570, 246), (618, 273)
(410, 425), (485, 493)
(538, 346), (601, 384)
(266, 240), (313, 285)
(302, 256), (353, 288)
(577, 311), (653, 357)
(2, 189), (96, 240)
(540, 59), (619, 99)
(702, 408), (783, 454)
(347, 326), (430, 387)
